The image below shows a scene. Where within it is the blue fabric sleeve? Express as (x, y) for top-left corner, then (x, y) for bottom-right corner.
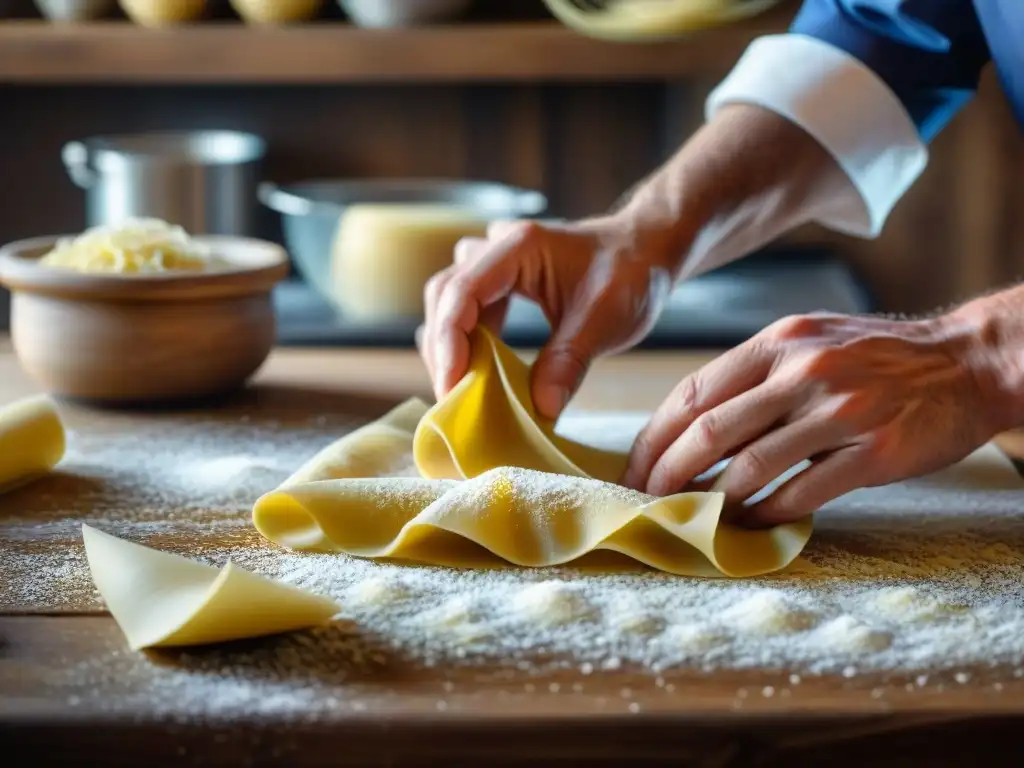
(789, 0), (991, 142)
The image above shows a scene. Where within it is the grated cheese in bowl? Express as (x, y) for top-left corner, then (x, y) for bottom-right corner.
(39, 218), (229, 275)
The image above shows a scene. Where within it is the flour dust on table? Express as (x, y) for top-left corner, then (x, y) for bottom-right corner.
(3, 405), (1024, 681)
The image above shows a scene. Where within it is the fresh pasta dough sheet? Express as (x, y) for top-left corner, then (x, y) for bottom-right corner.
(254, 328), (813, 577)
(82, 524), (340, 650)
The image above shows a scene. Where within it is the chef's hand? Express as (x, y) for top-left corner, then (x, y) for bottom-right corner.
(623, 312), (1004, 526)
(419, 216), (678, 419)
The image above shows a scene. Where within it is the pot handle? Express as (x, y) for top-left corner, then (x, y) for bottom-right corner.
(61, 141), (96, 189)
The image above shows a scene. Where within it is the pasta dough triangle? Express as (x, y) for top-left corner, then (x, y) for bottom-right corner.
(82, 524), (340, 650)
(413, 326), (627, 482)
(0, 395), (66, 494)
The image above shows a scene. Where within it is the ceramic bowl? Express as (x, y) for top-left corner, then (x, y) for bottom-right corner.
(119, 0), (207, 26)
(230, 0), (323, 23)
(34, 0), (117, 21)
(0, 235), (289, 405)
(337, 0), (471, 27)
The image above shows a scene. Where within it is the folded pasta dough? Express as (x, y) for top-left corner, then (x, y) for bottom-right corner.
(283, 397), (428, 486)
(414, 327), (627, 482)
(253, 326), (812, 577)
(253, 466), (811, 577)
(0, 395), (66, 494)
(82, 524), (340, 650)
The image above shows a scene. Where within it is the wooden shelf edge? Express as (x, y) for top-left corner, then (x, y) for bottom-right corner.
(0, 12), (792, 84)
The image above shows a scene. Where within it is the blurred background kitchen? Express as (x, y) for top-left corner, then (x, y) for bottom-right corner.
(1, 0), (1022, 351)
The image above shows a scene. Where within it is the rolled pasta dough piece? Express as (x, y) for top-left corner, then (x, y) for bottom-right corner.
(0, 395), (66, 494)
(254, 466), (811, 577)
(414, 327), (627, 482)
(82, 524), (340, 650)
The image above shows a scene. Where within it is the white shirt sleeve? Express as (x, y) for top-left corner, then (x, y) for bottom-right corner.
(704, 33), (928, 239)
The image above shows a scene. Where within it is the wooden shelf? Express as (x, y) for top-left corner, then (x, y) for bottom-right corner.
(0, 12), (791, 84)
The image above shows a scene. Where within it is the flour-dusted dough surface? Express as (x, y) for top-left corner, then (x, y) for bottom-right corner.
(253, 328), (812, 577)
(81, 524), (340, 650)
(256, 466), (808, 577)
(0, 394), (66, 494)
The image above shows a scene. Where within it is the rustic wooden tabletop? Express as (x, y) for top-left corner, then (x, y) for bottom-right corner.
(2, 337), (1024, 766)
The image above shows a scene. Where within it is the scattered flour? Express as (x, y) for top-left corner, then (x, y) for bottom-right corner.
(512, 580), (597, 626)
(175, 454), (292, 503)
(424, 594), (481, 628)
(663, 624), (728, 656)
(868, 586), (966, 622)
(3, 403), (1024, 711)
(345, 575), (412, 607)
(605, 597), (666, 637)
(814, 616), (893, 654)
(718, 590), (818, 636)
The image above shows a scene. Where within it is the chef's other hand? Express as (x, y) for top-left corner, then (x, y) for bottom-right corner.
(623, 312), (1005, 526)
(420, 217), (677, 419)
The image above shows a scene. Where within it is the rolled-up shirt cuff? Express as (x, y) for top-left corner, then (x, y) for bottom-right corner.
(704, 33), (928, 239)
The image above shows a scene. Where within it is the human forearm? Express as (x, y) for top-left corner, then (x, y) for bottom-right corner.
(615, 103), (847, 281)
(611, 22), (952, 282)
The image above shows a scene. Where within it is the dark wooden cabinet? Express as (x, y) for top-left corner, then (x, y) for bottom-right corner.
(1, 2), (1022, 314)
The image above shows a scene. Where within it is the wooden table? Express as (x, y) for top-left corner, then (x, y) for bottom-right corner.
(3, 337), (1024, 767)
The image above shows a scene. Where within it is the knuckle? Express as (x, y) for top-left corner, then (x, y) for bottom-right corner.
(729, 448), (773, 487)
(769, 314), (820, 341)
(491, 218), (542, 245)
(432, 269), (482, 333)
(424, 269), (451, 302)
(858, 429), (894, 463)
(671, 375), (701, 414)
(631, 426), (655, 460)
(544, 342), (590, 384)
(830, 391), (872, 425)
(647, 462), (682, 496)
(441, 271), (479, 311)
(511, 219), (543, 241)
(453, 237), (480, 265)
(688, 411), (721, 453)
(790, 348), (836, 383)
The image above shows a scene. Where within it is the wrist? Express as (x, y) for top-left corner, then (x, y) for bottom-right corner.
(939, 293), (1024, 433)
(620, 105), (841, 282)
(595, 193), (697, 278)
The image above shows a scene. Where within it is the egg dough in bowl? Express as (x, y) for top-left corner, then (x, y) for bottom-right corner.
(0, 219), (289, 405)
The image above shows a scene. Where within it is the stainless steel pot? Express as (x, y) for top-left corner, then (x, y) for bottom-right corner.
(61, 130), (267, 235)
